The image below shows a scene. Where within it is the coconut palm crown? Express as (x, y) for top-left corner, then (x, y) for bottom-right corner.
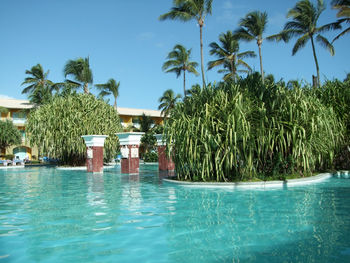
(95, 78), (120, 109)
(21, 64), (54, 95)
(282, 0), (341, 87)
(162, 44), (199, 96)
(208, 31), (256, 81)
(332, 0), (350, 42)
(63, 57), (93, 94)
(159, 0), (213, 88)
(234, 11), (283, 84)
(158, 89), (182, 117)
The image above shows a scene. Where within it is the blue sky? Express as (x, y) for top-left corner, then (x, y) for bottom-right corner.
(0, 0), (349, 110)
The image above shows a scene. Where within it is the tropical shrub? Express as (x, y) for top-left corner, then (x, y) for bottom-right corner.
(0, 120), (21, 151)
(144, 151), (158, 163)
(164, 81), (343, 182)
(26, 94), (122, 166)
(140, 131), (157, 159)
(309, 79), (350, 169)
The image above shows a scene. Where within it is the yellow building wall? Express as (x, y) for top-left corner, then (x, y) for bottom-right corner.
(0, 108), (38, 160)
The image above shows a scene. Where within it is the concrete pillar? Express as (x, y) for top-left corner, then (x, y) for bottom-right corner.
(155, 134), (175, 171)
(116, 132), (144, 174)
(81, 135), (108, 173)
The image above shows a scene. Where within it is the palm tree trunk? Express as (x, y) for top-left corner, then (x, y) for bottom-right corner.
(183, 70), (186, 97)
(230, 60), (235, 81)
(310, 36), (320, 87)
(113, 98), (117, 110)
(83, 83), (89, 94)
(258, 41), (264, 85)
(199, 24), (206, 88)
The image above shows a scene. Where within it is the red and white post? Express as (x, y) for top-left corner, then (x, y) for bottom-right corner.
(116, 132), (144, 174)
(155, 134), (175, 171)
(81, 135), (108, 173)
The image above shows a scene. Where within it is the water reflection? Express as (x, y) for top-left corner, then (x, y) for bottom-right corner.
(164, 180), (350, 262)
(1, 168), (349, 263)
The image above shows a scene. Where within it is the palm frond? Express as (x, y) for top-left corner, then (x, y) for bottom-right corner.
(316, 35), (335, 55)
(292, 33), (310, 55)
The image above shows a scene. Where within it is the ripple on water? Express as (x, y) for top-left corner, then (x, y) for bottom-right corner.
(0, 169), (350, 262)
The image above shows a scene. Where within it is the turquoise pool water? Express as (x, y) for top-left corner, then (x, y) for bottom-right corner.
(0, 166), (349, 263)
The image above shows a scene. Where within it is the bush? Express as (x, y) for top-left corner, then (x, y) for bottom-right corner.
(144, 151), (158, 162)
(3, 154), (15, 160)
(164, 81), (343, 182)
(27, 94), (122, 166)
(0, 120), (21, 150)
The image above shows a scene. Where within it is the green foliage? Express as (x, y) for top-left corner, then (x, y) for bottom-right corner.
(162, 44), (199, 96)
(95, 78), (120, 109)
(309, 78), (350, 169)
(331, 0), (350, 42)
(234, 10), (283, 84)
(281, 0), (340, 86)
(144, 151), (158, 162)
(140, 131), (157, 157)
(21, 64), (55, 105)
(26, 94), (122, 166)
(208, 30), (256, 81)
(0, 107), (8, 113)
(140, 114), (154, 133)
(64, 57), (93, 94)
(164, 81), (343, 182)
(153, 124), (164, 134)
(159, 0), (213, 87)
(0, 120), (21, 150)
(158, 89), (182, 117)
(1, 154), (15, 160)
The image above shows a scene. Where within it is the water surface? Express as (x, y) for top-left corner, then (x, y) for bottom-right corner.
(0, 166), (349, 262)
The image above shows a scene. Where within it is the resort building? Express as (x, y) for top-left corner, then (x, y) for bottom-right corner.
(0, 98), (163, 160)
(0, 98), (37, 160)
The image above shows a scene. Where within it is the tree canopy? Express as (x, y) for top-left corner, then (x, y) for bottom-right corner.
(0, 120), (21, 151)
(162, 44), (199, 96)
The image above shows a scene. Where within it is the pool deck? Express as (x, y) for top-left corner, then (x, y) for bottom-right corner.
(56, 165), (117, 171)
(163, 173), (335, 189)
(0, 165), (25, 170)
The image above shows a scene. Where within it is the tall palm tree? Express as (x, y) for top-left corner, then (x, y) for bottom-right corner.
(234, 11), (283, 84)
(162, 44), (199, 96)
(158, 89), (182, 117)
(63, 57), (93, 94)
(332, 0), (350, 42)
(21, 64), (54, 95)
(282, 0), (341, 87)
(159, 0), (213, 88)
(28, 85), (52, 105)
(208, 31), (256, 81)
(95, 78), (120, 110)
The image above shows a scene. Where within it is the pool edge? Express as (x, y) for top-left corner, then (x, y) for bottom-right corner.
(162, 173), (334, 189)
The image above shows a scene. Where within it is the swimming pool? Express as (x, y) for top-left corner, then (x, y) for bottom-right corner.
(0, 166), (349, 262)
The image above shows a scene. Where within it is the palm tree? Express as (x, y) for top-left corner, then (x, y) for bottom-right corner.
(95, 79), (120, 110)
(159, 0), (213, 88)
(208, 31), (256, 81)
(63, 57), (93, 94)
(235, 11), (284, 84)
(332, 0), (350, 42)
(28, 85), (52, 105)
(162, 44), (199, 96)
(21, 64), (54, 95)
(158, 89), (182, 117)
(282, 0), (341, 87)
